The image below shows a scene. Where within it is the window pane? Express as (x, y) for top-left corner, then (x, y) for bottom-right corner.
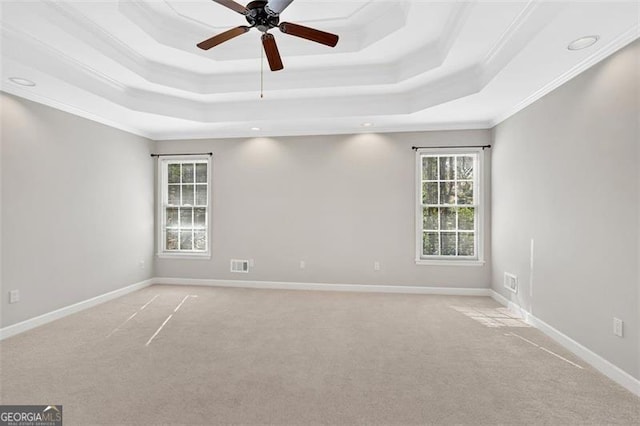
(439, 157), (455, 180)
(194, 230), (206, 251)
(457, 156), (474, 180)
(458, 207), (475, 230)
(441, 232), (456, 256)
(196, 163), (208, 183)
(416, 151), (480, 260)
(182, 185), (194, 205)
(423, 232), (439, 256)
(180, 231), (193, 250)
(166, 208), (179, 228)
(180, 207), (193, 228)
(168, 164), (181, 184)
(182, 164), (194, 183)
(423, 207), (438, 230)
(458, 233), (475, 256)
(440, 182), (455, 205)
(168, 185), (180, 205)
(163, 160), (210, 254)
(194, 208), (206, 228)
(195, 184), (207, 205)
(456, 181), (474, 205)
(166, 230), (178, 250)
(440, 207), (456, 230)
(422, 182), (438, 204)
(422, 157), (438, 180)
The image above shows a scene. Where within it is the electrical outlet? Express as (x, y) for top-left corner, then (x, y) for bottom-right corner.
(374, 261), (380, 271)
(299, 260), (306, 269)
(613, 318), (623, 337)
(138, 260), (145, 269)
(249, 259), (255, 267)
(9, 290), (20, 304)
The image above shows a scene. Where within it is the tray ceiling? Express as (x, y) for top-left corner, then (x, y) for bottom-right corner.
(1, 0), (638, 140)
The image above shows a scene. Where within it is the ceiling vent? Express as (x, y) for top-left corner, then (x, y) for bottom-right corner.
(230, 259), (249, 273)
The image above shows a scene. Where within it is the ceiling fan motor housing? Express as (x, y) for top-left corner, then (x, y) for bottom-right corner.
(246, 1), (280, 33)
(197, 0), (340, 72)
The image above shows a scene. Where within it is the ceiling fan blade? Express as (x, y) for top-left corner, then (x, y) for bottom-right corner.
(279, 22), (339, 47)
(197, 26), (250, 50)
(211, 0), (248, 15)
(265, 0), (295, 15)
(261, 33), (284, 71)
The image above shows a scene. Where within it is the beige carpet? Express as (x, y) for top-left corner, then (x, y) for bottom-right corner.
(1, 285), (638, 425)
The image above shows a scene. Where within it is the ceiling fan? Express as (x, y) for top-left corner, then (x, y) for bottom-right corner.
(197, 0), (339, 71)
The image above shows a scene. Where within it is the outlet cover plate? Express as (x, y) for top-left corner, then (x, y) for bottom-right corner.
(613, 318), (623, 337)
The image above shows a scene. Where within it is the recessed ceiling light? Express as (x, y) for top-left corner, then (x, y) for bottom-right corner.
(251, 127), (261, 131)
(361, 122), (373, 127)
(8, 77), (36, 87)
(568, 36), (599, 51)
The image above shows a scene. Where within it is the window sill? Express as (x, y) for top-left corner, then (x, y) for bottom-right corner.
(415, 259), (485, 267)
(156, 252), (211, 260)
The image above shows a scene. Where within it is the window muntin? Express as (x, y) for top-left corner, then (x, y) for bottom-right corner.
(417, 149), (482, 261)
(160, 158), (210, 255)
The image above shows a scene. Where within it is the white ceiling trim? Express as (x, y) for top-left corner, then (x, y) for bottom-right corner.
(1, 2), (558, 123)
(490, 24), (640, 127)
(478, 1), (558, 83)
(41, 0), (447, 93)
(481, 0), (539, 66)
(1, 84), (154, 139)
(163, 0), (372, 30)
(119, 0), (409, 59)
(1, 81), (493, 141)
(155, 119), (495, 141)
(2, 1), (637, 140)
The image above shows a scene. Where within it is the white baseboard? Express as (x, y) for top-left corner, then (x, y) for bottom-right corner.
(0, 278), (154, 341)
(0, 278), (491, 341)
(153, 277), (491, 296)
(490, 290), (640, 397)
(3, 277), (637, 397)
(489, 290), (531, 322)
(489, 290), (510, 307)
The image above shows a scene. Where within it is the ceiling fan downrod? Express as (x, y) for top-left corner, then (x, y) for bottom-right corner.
(197, 0), (339, 72)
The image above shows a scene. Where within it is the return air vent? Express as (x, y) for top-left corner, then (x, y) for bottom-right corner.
(504, 272), (518, 293)
(230, 259), (249, 273)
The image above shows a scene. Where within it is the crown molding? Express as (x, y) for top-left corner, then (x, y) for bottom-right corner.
(0, 86), (152, 139)
(119, 0), (407, 59)
(3, 1), (635, 140)
(43, 0), (443, 93)
(482, 0), (540, 67)
(1, 15), (535, 123)
(151, 119), (493, 141)
(2, 0), (555, 123)
(491, 25), (640, 127)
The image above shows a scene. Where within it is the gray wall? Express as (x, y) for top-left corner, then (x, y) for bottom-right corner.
(154, 130), (492, 288)
(491, 40), (639, 379)
(0, 93), (155, 327)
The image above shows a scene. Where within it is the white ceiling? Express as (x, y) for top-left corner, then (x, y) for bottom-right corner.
(1, 0), (638, 140)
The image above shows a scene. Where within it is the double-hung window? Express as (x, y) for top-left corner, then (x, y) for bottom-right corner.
(416, 148), (484, 265)
(158, 156), (211, 257)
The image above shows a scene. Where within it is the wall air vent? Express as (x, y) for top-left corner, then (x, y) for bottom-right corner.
(230, 259), (249, 273)
(504, 272), (518, 293)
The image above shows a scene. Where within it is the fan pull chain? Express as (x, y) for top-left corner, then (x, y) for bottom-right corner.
(260, 43), (264, 99)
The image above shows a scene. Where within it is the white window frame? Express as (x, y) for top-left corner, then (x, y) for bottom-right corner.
(156, 155), (212, 259)
(415, 147), (485, 266)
